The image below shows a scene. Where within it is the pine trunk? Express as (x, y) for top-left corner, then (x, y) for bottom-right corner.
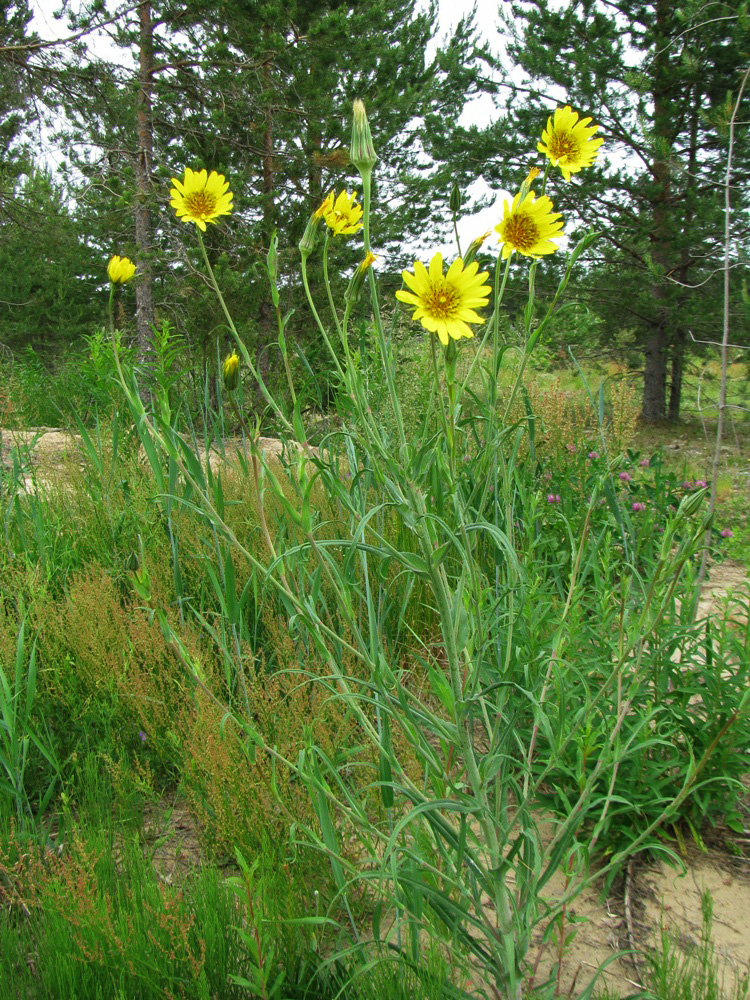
(641, 0), (673, 423)
(668, 328), (686, 421)
(135, 0), (155, 365)
(256, 31), (274, 399)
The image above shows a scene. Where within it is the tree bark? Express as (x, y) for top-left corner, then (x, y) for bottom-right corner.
(668, 88), (700, 424)
(668, 328), (686, 421)
(134, 0), (155, 365)
(256, 26), (274, 397)
(642, 325), (669, 422)
(641, 0), (673, 422)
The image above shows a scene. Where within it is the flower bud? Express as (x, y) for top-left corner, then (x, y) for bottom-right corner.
(450, 183), (462, 215)
(351, 99), (377, 177)
(108, 254), (136, 284)
(677, 487), (707, 519)
(462, 230), (491, 268)
(345, 252), (377, 304)
(222, 350), (240, 391)
(299, 215), (321, 259)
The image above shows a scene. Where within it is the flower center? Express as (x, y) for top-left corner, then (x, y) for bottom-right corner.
(426, 280), (459, 319)
(549, 130), (579, 163)
(503, 213), (540, 252)
(185, 191), (217, 219)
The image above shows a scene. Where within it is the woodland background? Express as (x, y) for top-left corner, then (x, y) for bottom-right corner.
(1, 0), (748, 424)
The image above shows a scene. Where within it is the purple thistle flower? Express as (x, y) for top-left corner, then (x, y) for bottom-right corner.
(619, 472), (633, 483)
(547, 493), (561, 505)
(694, 479), (707, 489)
(682, 480), (693, 491)
(640, 458), (650, 468)
(587, 451), (600, 460)
(632, 502), (646, 512)
(721, 528), (734, 538)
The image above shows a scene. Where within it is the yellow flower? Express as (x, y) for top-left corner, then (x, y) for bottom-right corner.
(222, 351), (240, 391)
(323, 189), (363, 236)
(395, 253), (491, 346)
(495, 189), (563, 259)
(170, 167), (233, 231)
(107, 255), (136, 284)
(313, 190), (334, 219)
(537, 106), (604, 181)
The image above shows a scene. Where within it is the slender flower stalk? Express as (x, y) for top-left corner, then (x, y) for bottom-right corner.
(354, 103), (407, 455)
(300, 255), (346, 381)
(195, 230), (291, 431)
(322, 231), (343, 342)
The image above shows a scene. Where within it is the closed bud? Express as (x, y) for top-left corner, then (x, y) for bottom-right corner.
(125, 551), (140, 573)
(299, 215), (320, 259)
(450, 183), (462, 215)
(677, 487), (707, 520)
(108, 254), (136, 284)
(222, 350), (240, 391)
(345, 252), (377, 304)
(351, 99), (377, 177)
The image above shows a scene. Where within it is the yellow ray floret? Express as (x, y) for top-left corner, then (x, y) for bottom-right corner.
(495, 190), (564, 259)
(170, 168), (233, 231)
(314, 190), (335, 219)
(395, 253), (491, 346)
(537, 105), (604, 181)
(107, 254), (136, 284)
(323, 189), (363, 236)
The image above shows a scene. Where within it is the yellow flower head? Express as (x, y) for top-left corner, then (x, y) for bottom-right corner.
(170, 168), (233, 231)
(395, 253), (491, 346)
(107, 255), (136, 284)
(323, 189), (363, 236)
(495, 189), (563, 260)
(222, 350), (240, 391)
(537, 106), (604, 181)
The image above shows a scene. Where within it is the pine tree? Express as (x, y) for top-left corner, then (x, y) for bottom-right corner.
(482, 0), (750, 421)
(46, 0), (489, 408)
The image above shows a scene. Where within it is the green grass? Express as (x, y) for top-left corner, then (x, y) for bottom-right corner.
(1, 344), (748, 999)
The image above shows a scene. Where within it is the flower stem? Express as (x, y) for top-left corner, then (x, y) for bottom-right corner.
(322, 232), (343, 344)
(196, 230), (290, 431)
(300, 256), (345, 380)
(361, 170), (406, 455)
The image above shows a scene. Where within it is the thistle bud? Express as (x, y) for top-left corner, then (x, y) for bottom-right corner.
(450, 183), (462, 215)
(351, 99), (377, 177)
(108, 254), (136, 284)
(222, 350), (240, 392)
(345, 252), (377, 304)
